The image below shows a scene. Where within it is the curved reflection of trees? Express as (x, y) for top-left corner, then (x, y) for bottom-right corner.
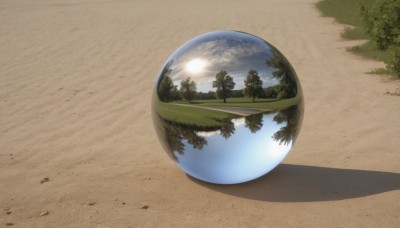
(272, 105), (301, 145)
(182, 129), (207, 150)
(266, 52), (297, 99)
(245, 113), (263, 133)
(157, 60), (174, 102)
(162, 122), (185, 161)
(219, 119), (235, 139)
(155, 115), (236, 161)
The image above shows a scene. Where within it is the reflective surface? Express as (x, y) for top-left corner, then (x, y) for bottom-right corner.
(152, 30), (304, 184)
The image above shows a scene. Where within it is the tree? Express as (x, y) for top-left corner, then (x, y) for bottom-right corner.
(266, 53), (297, 98)
(157, 60), (175, 101)
(180, 77), (197, 102)
(245, 113), (263, 133)
(264, 86), (279, 98)
(212, 70), (236, 103)
(219, 119), (235, 139)
(171, 85), (181, 100)
(158, 75), (175, 102)
(272, 105), (301, 145)
(243, 69), (263, 102)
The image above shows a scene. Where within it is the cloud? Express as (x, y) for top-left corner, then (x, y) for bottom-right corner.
(169, 37), (277, 92)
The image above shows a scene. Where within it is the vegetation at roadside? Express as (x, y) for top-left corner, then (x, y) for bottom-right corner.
(316, 0), (374, 39)
(316, 0), (400, 78)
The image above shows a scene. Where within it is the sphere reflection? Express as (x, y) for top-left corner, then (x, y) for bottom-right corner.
(152, 30), (304, 184)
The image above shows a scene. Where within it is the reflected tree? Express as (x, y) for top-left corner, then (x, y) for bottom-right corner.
(219, 119), (235, 139)
(180, 77), (197, 103)
(213, 70), (236, 103)
(243, 69), (263, 102)
(245, 113), (264, 133)
(158, 75), (175, 102)
(156, 115), (209, 161)
(161, 122), (184, 161)
(272, 105), (301, 145)
(157, 60), (175, 101)
(182, 129), (208, 150)
(266, 52), (297, 99)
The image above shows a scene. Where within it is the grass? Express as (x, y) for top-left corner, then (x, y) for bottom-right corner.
(155, 95), (301, 127)
(347, 41), (387, 62)
(179, 96), (300, 110)
(155, 100), (237, 127)
(341, 27), (366, 40)
(367, 68), (395, 75)
(316, 0), (396, 77)
(316, 0), (375, 39)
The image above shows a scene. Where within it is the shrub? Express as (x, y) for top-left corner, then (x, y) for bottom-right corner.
(361, 0), (400, 51)
(361, 0), (400, 77)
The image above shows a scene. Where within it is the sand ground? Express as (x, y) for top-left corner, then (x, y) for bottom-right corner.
(1, 0), (399, 227)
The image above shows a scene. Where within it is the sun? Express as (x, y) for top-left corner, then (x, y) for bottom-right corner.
(185, 59), (207, 74)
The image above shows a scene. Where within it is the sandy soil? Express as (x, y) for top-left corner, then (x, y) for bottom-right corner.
(0, 0), (399, 227)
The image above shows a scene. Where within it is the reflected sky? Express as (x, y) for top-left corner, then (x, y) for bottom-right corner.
(165, 31), (281, 92)
(177, 113), (292, 184)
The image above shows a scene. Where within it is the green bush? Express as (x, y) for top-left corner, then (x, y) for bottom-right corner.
(361, 0), (400, 77)
(387, 46), (400, 77)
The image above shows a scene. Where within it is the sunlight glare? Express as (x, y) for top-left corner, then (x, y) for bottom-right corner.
(185, 59), (207, 74)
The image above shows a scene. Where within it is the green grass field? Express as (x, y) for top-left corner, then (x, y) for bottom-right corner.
(155, 96), (301, 127)
(173, 96), (300, 110)
(316, 0), (393, 76)
(155, 100), (238, 127)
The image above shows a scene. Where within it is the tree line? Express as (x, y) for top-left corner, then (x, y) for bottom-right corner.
(158, 56), (297, 103)
(157, 104), (301, 161)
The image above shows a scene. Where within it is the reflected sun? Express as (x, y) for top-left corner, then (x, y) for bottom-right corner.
(185, 59), (207, 74)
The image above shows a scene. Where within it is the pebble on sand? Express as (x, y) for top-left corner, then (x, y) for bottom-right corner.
(40, 211), (49, 216)
(40, 177), (50, 184)
(141, 205), (149, 209)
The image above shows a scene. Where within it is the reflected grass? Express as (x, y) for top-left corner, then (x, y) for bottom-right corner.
(155, 100), (238, 127)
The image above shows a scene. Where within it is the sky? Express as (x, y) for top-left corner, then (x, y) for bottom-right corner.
(176, 113), (292, 184)
(164, 31), (282, 93)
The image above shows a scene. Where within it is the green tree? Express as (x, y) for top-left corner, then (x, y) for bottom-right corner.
(272, 105), (301, 145)
(243, 69), (263, 102)
(212, 70), (236, 103)
(219, 119), (235, 139)
(266, 53), (297, 98)
(157, 60), (175, 101)
(245, 113), (263, 133)
(180, 77), (197, 102)
(158, 75), (175, 102)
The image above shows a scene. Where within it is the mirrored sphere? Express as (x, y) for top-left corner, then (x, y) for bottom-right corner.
(152, 30), (304, 184)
